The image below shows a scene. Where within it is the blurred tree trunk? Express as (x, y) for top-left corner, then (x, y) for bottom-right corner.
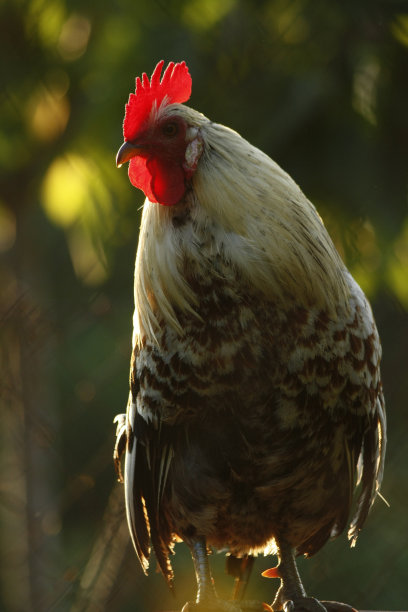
(0, 209), (61, 611)
(71, 484), (131, 612)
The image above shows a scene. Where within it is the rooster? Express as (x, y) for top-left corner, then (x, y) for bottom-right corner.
(114, 61), (386, 612)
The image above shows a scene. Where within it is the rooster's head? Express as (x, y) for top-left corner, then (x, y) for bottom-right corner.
(116, 60), (203, 206)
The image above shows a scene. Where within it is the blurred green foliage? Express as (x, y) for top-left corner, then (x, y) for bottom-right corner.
(1, 0), (408, 610)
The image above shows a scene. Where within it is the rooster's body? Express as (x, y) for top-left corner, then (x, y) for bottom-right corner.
(114, 61), (385, 612)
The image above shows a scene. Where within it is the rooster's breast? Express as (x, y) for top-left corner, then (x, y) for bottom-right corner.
(133, 263), (381, 555)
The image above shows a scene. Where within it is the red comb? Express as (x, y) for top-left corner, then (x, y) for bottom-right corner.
(123, 60), (192, 141)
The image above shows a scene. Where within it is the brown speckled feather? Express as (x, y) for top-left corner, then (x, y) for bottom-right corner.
(122, 253), (384, 583)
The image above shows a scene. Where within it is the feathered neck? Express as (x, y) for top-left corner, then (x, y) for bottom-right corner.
(133, 109), (350, 346)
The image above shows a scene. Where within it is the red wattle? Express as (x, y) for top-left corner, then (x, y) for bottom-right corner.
(128, 155), (186, 206)
(148, 157), (186, 206)
(128, 156), (157, 203)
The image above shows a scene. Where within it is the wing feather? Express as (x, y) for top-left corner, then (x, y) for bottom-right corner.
(348, 394), (386, 545)
(124, 398), (150, 572)
(123, 385), (175, 586)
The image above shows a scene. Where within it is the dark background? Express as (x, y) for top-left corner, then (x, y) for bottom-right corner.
(1, 0), (408, 610)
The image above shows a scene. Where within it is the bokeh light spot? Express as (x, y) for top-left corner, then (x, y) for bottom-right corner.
(42, 155), (90, 227)
(58, 14), (92, 61)
(27, 83), (70, 141)
(183, 0), (235, 30)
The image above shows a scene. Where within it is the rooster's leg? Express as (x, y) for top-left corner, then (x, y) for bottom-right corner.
(271, 538), (357, 612)
(181, 538), (265, 612)
(189, 537), (217, 604)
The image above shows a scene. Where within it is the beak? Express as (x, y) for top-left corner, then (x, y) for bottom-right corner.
(116, 141), (146, 168)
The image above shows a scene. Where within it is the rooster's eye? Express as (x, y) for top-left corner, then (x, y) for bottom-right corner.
(162, 122), (178, 137)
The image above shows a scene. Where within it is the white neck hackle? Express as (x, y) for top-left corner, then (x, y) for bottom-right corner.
(133, 105), (350, 346)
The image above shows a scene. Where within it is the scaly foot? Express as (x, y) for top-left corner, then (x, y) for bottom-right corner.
(266, 540), (358, 612)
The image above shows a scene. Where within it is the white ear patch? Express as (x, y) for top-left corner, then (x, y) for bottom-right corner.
(184, 130), (204, 176)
